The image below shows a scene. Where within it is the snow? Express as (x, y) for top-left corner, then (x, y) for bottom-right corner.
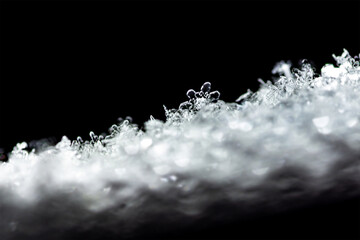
(1, 49), (360, 239)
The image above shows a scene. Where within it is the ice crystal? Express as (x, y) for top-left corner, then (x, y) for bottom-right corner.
(1, 49), (360, 239)
(179, 82), (220, 111)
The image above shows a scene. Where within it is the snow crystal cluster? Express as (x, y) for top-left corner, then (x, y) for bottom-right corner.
(0, 50), (360, 239)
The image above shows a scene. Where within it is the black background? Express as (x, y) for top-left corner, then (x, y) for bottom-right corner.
(0, 1), (359, 239)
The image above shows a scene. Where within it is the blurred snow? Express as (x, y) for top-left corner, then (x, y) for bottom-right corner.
(1, 49), (360, 239)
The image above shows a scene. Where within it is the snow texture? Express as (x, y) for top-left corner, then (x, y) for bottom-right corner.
(1, 50), (360, 239)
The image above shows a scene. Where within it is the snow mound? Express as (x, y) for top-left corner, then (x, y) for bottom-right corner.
(1, 49), (359, 239)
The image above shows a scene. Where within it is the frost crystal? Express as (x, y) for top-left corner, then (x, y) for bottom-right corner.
(1, 49), (360, 239)
(179, 81), (220, 111)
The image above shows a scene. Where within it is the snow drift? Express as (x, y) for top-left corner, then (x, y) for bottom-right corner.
(0, 50), (359, 239)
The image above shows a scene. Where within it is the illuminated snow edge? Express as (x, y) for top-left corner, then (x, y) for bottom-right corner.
(1, 49), (360, 239)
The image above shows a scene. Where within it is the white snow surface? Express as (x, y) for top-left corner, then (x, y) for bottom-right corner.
(1, 49), (360, 239)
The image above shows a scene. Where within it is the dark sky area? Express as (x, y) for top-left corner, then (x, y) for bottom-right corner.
(0, 1), (359, 239)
